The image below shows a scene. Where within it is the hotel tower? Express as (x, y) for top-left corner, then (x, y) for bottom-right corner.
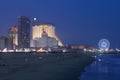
(18, 16), (30, 48)
(32, 23), (63, 46)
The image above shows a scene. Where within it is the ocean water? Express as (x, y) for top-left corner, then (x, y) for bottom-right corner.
(79, 53), (120, 80)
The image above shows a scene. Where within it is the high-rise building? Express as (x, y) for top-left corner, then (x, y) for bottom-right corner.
(32, 23), (63, 46)
(8, 26), (18, 49)
(18, 16), (30, 48)
(31, 29), (58, 48)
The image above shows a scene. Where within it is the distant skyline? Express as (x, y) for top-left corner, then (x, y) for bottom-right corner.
(0, 0), (120, 48)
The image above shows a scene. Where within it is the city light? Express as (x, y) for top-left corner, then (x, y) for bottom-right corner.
(34, 18), (37, 21)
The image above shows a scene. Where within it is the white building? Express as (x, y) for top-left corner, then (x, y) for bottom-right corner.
(31, 29), (58, 48)
(32, 23), (63, 46)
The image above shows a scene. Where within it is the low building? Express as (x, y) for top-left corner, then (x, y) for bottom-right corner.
(69, 44), (93, 50)
(0, 37), (8, 50)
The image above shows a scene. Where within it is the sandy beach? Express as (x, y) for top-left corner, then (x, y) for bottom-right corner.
(0, 52), (95, 80)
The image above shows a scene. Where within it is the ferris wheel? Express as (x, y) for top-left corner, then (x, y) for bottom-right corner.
(98, 39), (110, 50)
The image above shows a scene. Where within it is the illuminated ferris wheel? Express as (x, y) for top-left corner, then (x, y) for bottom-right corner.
(98, 39), (110, 50)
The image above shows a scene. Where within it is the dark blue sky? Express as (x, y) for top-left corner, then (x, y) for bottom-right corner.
(0, 0), (120, 48)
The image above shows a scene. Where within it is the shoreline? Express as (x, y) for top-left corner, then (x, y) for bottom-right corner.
(0, 52), (96, 80)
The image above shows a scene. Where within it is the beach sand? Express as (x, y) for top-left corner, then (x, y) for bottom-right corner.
(0, 52), (95, 80)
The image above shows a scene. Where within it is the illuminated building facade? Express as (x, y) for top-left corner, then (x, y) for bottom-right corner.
(8, 26), (18, 49)
(18, 16), (30, 48)
(32, 23), (63, 46)
(31, 29), (58, 48)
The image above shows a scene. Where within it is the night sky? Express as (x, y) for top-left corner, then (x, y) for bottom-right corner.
(0, 0), (120, 48)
